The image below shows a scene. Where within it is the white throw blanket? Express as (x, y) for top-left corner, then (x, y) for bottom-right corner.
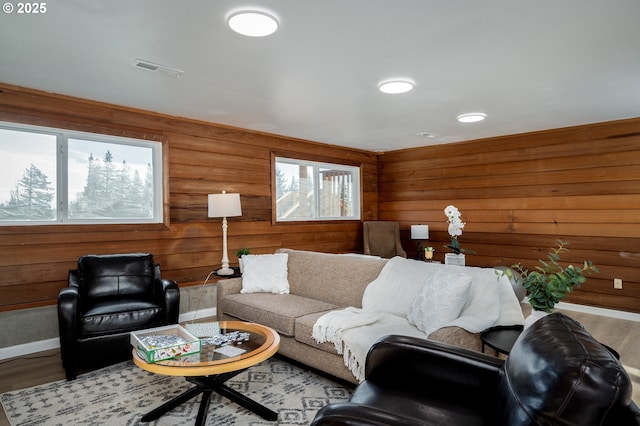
(441, 265), (524, 332)
(312, 307), (425, 381)
(312, 257), (524, 381)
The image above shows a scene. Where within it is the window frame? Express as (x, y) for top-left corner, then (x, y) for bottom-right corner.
(0, 121), (165, 226)
(272, 153), (362, 223)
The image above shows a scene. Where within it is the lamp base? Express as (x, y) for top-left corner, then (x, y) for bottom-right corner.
(216, 267), (235, 276)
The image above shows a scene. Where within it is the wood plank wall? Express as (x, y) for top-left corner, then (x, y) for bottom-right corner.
(379, 119), (640, 313)
(0, 84), (378, 312)
(1, 83), (638, 315)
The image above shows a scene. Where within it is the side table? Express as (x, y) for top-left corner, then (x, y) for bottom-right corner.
(480, 325), (523, 356)
(214, 266), (242, 278)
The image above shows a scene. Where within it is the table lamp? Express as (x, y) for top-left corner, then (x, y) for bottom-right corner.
(411, 224), (429, 260)
(208, 191), (242, 275)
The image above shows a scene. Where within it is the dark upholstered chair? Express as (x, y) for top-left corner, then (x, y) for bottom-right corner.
(312, 313), (640, 426)
(58, 253), (180, 380)
(363, 221), (407, 258)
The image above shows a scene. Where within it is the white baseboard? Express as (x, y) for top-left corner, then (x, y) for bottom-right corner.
(178, 308), (216, 323)
(0, 308), (217, 361)
(0, 338), (60, 361)
(555, 301), (640, 322)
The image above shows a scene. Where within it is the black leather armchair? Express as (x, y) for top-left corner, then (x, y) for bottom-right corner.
(58, 253), (180, 380)
(312, 313), (640, 426)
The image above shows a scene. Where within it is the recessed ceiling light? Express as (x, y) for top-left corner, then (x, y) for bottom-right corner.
(457, 113), (487, 123)
(378, 79), (414, 94)
(228, 10), (279, 37)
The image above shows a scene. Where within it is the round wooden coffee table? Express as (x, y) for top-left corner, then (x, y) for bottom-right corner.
(133, 321), (280, 425)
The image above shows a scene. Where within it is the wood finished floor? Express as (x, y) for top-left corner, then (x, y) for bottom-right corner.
(1, 309), (638, 426)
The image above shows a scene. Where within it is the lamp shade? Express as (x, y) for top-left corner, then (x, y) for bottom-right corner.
(208, 192), (242, 218)
(411, 224), (429, 239)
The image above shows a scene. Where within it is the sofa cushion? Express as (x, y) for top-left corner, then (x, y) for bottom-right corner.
(428, 326), (483, 352)
(277, 249), (387, 307)
(295, 310), (345, 355)
(220, 293), (339, 336)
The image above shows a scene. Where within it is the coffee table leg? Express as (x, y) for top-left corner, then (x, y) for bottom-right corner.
(195, 372), (278, 421)
(141, 383), (215, 426)
(141, 371), (277, 423)
(195, 389), (213, 426)
(141, 385), (203, 422)
(213, 382), (278, 421)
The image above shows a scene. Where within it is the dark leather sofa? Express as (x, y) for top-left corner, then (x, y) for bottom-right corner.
(312, 312), (640, 425)
(58, 253), (180, 380)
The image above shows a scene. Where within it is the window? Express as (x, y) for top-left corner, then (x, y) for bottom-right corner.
(275, 156), (360, 221)
(0, 122), (163, 225)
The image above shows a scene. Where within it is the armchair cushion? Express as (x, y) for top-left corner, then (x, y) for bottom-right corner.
(79, 298), (164, 336)
(77, 253), (155, 299)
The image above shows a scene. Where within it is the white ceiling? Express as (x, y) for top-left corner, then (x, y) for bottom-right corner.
(1, 0), (639, 152)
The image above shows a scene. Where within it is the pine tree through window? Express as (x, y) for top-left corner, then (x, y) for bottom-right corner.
(0, 123), (163, 225)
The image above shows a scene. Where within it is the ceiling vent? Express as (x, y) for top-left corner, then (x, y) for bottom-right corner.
(416, 132), (438, 138)
(131, 59), (184, 78)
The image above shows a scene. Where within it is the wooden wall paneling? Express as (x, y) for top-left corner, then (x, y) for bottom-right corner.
(2, 281), (66, 310)
(381, 194), (640, 213)
(379, 119), (640, 314)
(379, 166), (639, 194)
(1, 83), (637, 314)
(378, 181), (640, 203)
(0, 84), (376, 312)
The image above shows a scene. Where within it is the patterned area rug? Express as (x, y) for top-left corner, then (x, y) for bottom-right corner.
(0, 357), (351, 425)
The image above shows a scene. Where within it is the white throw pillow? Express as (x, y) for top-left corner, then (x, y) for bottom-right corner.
(240, 253), (290, 294)
(407, 271), (473, 335)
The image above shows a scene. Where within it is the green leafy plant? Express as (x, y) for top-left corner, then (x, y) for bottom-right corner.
(235, 248), (251, 258)
(510, 240), (599, 313)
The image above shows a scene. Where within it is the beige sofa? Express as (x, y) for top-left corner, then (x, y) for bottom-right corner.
(217, 248), (497, 384)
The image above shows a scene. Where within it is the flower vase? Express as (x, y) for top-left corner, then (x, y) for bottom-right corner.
(445, 253), (465, 266)
(524, 310), (550, 329)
